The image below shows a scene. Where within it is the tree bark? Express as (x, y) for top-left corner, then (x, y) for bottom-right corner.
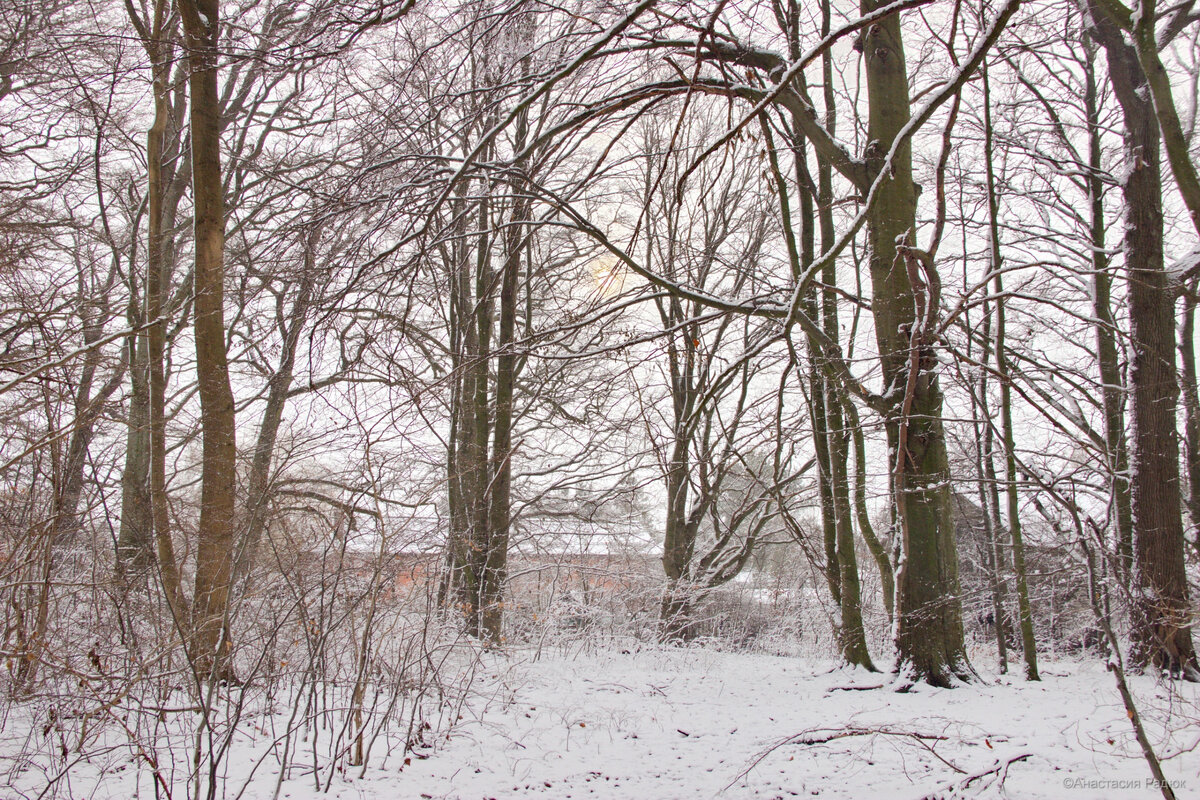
(845, 399), (894, 626)
(816, 10), (872, 666)
(861, 1), (966, 686)
(442, 190), (490, 638)
(441, 185), (475, 619)
(179, 0), (238, 679)
(800, 18), (874, 664)
(1089, 3), (1198, 678)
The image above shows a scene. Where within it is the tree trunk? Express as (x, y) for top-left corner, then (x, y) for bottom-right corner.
(993, 244), (1040, 683)
(845, 399), (894, 626)
(982, 360), (1013, 665)
(121, 3), (187, 586)
(861, 3), (966, 686)
(482, 120), (528, 642)
(777, 12), (872, 663)
(118, 325), (153, 570)
(983, 66), (1039, 680)
(809, 30), (873, 665)
(146, 72), (189, 635)
(1089, 5), (1198, 678)
(809, 364), (842, 607)
(443, 217), (488, 637)
(461, 190), (493, 638)
(660, 583), (697, 642)
(1084, 33), (1134, 583)
(442, 153), (517, 641)
(818, 151), (873, 671)
(180, 0), (238, 680)
(441, 187), (474, 617)
(660, 437), (695, 641)
(802, 198), (842, 610)
(968, 277), (1010, 672)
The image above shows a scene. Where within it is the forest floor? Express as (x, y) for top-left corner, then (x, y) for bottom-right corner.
(11, 644), (1198, 799)
(304, 646), (1196, 800)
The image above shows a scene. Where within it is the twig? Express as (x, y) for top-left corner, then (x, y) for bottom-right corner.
(726, 727), (956, 790)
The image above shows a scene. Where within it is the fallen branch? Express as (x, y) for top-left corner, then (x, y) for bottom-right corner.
(727, 726), (958, 790)
(918, 753), (1032, 800)
(825, 683), (887, 693)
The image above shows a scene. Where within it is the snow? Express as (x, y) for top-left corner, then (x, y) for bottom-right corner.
(380, 649), (1196, 800)
(6, 646), (1197, 799)
(1167, 246), (1200, 284)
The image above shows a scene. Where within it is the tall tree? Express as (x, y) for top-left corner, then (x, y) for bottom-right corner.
(1082, 32), (1135, 584)
(1087, 0), (1199, 678)
(178, 0), (238, 678)
(118, 1), (192, 641)
(439, 4), (538, 641)
(858, 0), (963, 686)
(982, 64), (1039, 680)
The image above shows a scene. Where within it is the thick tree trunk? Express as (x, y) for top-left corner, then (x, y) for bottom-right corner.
(180, 0), (238, 679)
(442, 160), (520, 642)
(444, 246), (487, 636)
(861, 4), (966, 686)
(660, 583), (697, 642)
(459, 193), (493, 638)
(1123, 153), (1197, 676)
(1090, 6), (1198, 678)
(441, 195), (493, 638)
(660, 437), (695, 640)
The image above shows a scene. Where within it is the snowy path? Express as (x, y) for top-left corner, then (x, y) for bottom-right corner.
(287, 648), (1197, 800)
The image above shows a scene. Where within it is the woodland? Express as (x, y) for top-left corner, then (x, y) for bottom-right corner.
(1, 0), (1199, 796)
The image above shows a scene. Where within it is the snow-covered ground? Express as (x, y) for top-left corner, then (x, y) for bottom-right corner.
(8, 646), (1197, 799)
(292, 648), (1195, 800)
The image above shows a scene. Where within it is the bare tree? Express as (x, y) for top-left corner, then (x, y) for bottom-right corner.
(1087, 0), (1199, 678)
